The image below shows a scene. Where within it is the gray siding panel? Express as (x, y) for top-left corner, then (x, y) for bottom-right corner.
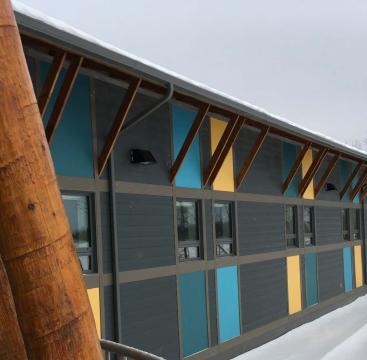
(100, 191), (112, 273)
(120, 276), (180, 360)
(208, 270), (218, 346)
(206, 200), (214, 260)
(315, 207), (342, 245)
(315, 155), (340, 201)
(104, 285), (115, 341)
(235, 129), (282, 196)
(240, 259), (288, 331)
(116, 194), (175, 271)
(318, 250), (344, 301)
(238, 202), (285, 255)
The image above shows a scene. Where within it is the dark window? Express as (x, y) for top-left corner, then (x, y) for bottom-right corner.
(214, 202), (234, 256)
(304, 206), (315, 246)
(62, 193), (95, 273)
(285, 205), (297, 247)
(342, 209), (350, 241)
(351, 209), (361, 240)
(176, 200), (201, 261)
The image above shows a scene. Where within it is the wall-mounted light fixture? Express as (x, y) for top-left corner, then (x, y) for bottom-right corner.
(130, 149), (156, 165)
(325, 183), (338, 191)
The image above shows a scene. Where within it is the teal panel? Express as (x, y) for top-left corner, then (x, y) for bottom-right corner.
(172, 105), (201, 188)
(352, 163), (360, 204)
(40, 62), (94, 178)
(282, 142), (298, 197)
(216, 266), (241, 343)
(340, 160), (349, 203)
(179, 272), (208, 357)
(305, 253), (318, 306)
(343, 247), (353, 292)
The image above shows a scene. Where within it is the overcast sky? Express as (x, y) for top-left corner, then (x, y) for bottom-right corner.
(19, 0), (367, 147)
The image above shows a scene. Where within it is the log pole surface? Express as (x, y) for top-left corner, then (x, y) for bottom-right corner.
(0, 256), (28, 360)
(0, 1), (103, 359)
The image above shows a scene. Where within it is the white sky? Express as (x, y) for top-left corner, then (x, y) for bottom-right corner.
(18, 0), (367, 147)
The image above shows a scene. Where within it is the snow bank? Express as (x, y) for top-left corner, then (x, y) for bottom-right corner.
(233, 295), (367, 360)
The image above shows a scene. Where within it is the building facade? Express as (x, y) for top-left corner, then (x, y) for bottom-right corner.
(16, 6), (367, 360)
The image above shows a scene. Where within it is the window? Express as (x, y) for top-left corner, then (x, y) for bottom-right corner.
(176, 200), (201, 261)
(62, 193), (95, 273)
(351, 209), (361, 240)
(341, 209), (350, 241)
(215, 202), (234, 256)
(285, 205), (297, 247)
(304, 207), (315, 246)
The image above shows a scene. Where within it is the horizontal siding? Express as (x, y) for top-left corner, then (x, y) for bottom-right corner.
(100, 192), (112, 274)
(315, 207), (342, 245)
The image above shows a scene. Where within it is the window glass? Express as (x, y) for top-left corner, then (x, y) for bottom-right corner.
(351, 209), (361, 240)
(62, 194), (93, 272)
(342, 209), (349, 241)
(285, 205), (297, 247)
(304, 207), (314, 246)
(214, 202), (234, 256)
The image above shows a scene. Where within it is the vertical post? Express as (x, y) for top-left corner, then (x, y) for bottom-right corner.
(0, 1), (102, 358)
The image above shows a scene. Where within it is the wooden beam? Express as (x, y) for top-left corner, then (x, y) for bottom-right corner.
(282, 142), (311, 194)
(350, 167), (367, 201)
(98, 77), (141, 176)
(37, 50), (67, 117)
(169, 103), (210, 183)
(45, 55), (83, 143)
(339, 162), (363, 200)
(235, 126), (269, 189)
(203, 115), (245, 186)
(314, 152), (341, 198)
(298, 148), (328, 197)
(361, 184), (367, 201)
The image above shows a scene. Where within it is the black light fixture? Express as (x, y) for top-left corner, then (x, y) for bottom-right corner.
(325, 182), (338, 191)
(130, 149), (156, 165)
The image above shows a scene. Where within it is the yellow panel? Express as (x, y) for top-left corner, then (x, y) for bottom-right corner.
(354, 245), (363, 288)
(210, 118), (234, 192)
(302, 149), (314, 199)
(287, 255), (302, 314)
(87, 288), (101, 338)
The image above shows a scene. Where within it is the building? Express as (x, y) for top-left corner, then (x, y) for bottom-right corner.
(14, 4), (366, 360)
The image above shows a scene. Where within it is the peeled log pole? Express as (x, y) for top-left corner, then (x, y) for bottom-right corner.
(0, 2), (102, 359)
(0, 256), (28, 360)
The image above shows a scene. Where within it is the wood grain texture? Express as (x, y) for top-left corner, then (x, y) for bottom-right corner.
(0, 2), (102, 359)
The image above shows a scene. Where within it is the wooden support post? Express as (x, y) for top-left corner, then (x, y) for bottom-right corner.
(169, 103), (210, 183)
(339, 162), (363, 200)
(45, 54), (83, 143)
(203, 115), (244, 186)
(0, 2), (102, 359)
(314, 152), (341, 198)
(235, 126), (269, 189)
(350, 167), (367, 202)
(97, 77), (141, 176)
(37, 50), (67, 117)
(282, 142), (311, 194)
(298, 148), (328, 197)
(0, 256), (28, 360)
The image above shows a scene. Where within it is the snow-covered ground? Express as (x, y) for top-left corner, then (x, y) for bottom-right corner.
(233, 295), (367, 360)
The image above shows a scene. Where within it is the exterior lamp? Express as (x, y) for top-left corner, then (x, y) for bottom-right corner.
(130, 149), (156, 165)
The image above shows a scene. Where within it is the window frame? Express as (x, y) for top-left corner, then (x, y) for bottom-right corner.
(214, 201), (235, 257)
(61, 191), (97, 274)
(350, 208), (361, 241)
(285, 205), (298, 248)
(341, 208), (350, 241)
(176, 198), (203, 262)
(303, 206), (315, 246)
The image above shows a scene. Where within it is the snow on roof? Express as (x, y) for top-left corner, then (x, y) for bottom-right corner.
(12, 0), (367, 160)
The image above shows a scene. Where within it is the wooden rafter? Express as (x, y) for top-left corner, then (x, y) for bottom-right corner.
(98, 77), (142, 176)
(235, 125), (269, 189)
(45, 55), (83, 143)
(360, 184), (367, 201)
(282, 142), (311, 194)
(203, 115), (245, 186)
(38, 50), (67, 117)
(298, 147), (328, 197)
(350, 167), (367, 201)
(339, 161), (363, 200)
(169, 103), (210, 183)
(314, 152), (341, 198)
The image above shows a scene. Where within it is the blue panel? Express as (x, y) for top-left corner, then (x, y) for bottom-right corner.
(216, 266), (241, 343)
(172, 105), (201, 188)
(179, 272), (208, 357)
(343, 247), (353, 292)
(40, 62), (94, 178)
(282, 143), (298, 197)
(340, 160), (349, 203)
(305, 253), (318, 306)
